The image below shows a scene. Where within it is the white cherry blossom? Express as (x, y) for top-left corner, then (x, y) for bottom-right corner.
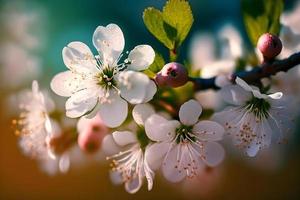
(144, 100), (225, 183)
(213, 77), (294, 157)
(102, 104), (155, 193)
(51, 23), (156, 128)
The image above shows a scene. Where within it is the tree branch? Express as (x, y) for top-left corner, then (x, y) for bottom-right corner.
(190, 52), (300, 91)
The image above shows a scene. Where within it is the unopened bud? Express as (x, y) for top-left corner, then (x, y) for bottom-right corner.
(257, 33), (282, 59)
(155, 62), (188, 88)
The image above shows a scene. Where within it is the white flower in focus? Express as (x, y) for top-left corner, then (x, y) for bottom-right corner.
(15, 80), (54, 160)
(213, 77), (294, 157)
(144, 100), (225, 183)
(102, 104), (155, 193)
(51, 24), (156, 128)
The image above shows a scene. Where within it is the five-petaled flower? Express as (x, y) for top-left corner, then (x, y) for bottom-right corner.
(102, 104), (156, 194)
(144, 100), (225, 183)
(213, 77), (294, 157)
(51, 23), (156, 128)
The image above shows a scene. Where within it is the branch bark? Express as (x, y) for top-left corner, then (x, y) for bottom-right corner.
(190, 52), (300, 91)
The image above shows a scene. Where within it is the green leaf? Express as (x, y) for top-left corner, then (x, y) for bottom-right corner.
(148, 52), (165, 73)
(143, 0), (194, 50)
(143, 7), (175, 49)
(163, 0), (194, 47)
(242, 0), (284, 47)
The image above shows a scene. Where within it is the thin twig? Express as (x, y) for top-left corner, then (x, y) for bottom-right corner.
(190, 52), (300, 91)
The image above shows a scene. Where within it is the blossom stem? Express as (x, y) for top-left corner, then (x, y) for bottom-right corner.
(190, 51), (300, 91)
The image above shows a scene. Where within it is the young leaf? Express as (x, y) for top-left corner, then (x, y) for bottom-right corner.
(143, 0), (194, 50)
(143, 7), (175, 49)
(163, 0), (194, 47)
(242, 0), (284, 47)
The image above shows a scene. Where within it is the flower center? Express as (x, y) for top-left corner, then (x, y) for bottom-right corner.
(136, 128), (150, 151)
(95, 67), (117, 90)
(244, 97), (271, 120)
(175, 125), (195, 143)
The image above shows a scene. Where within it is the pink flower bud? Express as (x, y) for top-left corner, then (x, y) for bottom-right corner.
(77, 116), (108, 154)
(257, 33), (282, 59)
(155, 62), (188, 88)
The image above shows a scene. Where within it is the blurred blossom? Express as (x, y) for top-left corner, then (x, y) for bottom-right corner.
(281, 1), (300, 34)
(0, 0), (46, 89)
(0, 43), (41, 88)
(189, 24), (243, 109)
(77, 115), (109, 154)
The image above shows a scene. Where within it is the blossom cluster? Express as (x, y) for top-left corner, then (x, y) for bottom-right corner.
(10, 0), (300, 196)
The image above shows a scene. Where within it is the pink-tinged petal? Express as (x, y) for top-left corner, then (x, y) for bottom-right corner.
(59, 153), (70, 173)
(235, 77), (253, 92)
(98, 94), (128, 128)
(192, 120), (224, 141)
(162, 145), (186, 183)
(101, 134), (121, 155)
(125, 176), (142, 194)
(202, 142), (225, 167)
(179, 100), (202, 126)
(145, 142), (169, 170)
(132, 104), (155, 126)
(246, 142), (260, 157)
(109, 171), (123, 185)
(145, 114), (179, 142)
(127, 45), (155, 71)
(219, 84), (252, 105)
(92, 24), (124, 66)
(62, 41), (97, 73)
(112, 131), (137, 146)
(143, 153), (155, 191)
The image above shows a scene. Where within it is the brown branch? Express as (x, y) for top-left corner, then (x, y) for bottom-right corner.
(190, 52), (300, 91)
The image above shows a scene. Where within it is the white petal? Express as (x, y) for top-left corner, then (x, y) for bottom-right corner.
(162, 145), (186, 183)
(143, 80), (157, 103)
(203, 142), (225, 167)
(59, 153), (70, 173)
(192, 120), (224, 141)
(112, 131), (137, 146)
(252, 89), (269, 99)
(145, 142), (169, 170)
(268, 92), (283, 99)
(65, 89), (98, 118)
(235, 77), (253, 92)
(127, 45), (155, 71)
(246, 142), (260, 157)
(179, 100), (202, 126)
(62, 41), (97, 73)
(144, 159), (154, 191)
(132, 104), (155, 126)
(109, 171), (123, 185)
(50, 71), (84, 97)
(98, 94), (128, 128)
(145, 114), (179, 142)
(101, 134), (121, 155)
(219, 84), (252, 105)
(118, 71), (149, 104)
(125, 176), (142, 194)
(92, 24), (124, 66)
(215, 75), (231, 88)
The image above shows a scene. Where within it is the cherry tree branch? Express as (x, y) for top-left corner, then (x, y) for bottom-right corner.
(190, 52), (300, 91)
